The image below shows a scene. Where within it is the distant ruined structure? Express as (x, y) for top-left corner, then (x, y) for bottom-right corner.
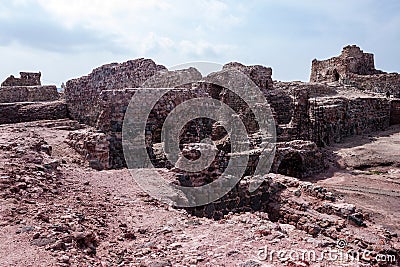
(0, 71), (65, 124)
(1, 72), (42, 87)
(62, 46), (400, 178)
(310, 45), (400, 97)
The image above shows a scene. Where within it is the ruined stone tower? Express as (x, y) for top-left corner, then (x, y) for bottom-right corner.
(1, 72), (42, 87)
(310, 45), (383, 83)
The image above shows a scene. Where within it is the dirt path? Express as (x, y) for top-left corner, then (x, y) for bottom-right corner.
(314, 125), (400, 234)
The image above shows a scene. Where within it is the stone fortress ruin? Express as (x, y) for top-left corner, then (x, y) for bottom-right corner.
(61, 46), (400, 173)
(61, 45), (400, 220)
(1, 45), (399, 192)
(1, 45), (399, 186)
(1, 45), (400, 264)
(0, 71), (67, 124)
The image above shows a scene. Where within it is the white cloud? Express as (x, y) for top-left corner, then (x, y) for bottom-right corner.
(0, 0), (399, 84)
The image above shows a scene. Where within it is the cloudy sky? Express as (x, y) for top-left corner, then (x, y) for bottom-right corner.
(0, 0), (399, 86)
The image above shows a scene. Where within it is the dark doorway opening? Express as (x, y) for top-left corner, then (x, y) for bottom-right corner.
(277, 153), (304, 178)
(333, 69), (340, 81)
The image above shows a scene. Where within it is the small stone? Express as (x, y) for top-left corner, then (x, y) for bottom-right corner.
(58, 255), (70, 263)
(49, 240), (66, 251)
(43, 159), (60, 170)
(123, 231), (136, 240)
(294, 190), (301, 197)
(33, 232), (41, 239)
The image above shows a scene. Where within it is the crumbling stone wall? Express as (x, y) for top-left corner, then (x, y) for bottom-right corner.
(345, 73), (400, 96)
(65, 58), (167, 126)
(96, 87), (210, 168)
(391, 100), (400, 125)
(64, 55), (396, 181)
(66, 130), (110, 170)
(310, 45), (382, 83)
(65, 62), (276, 170)
(1, 72), (41, 87)
(288, 91), (391, 145)
(270, 81), (393, 145)
(222, 62), (273, 94)
(310, 97), (390, 144)
(0, 86), (59, 103)
(0, 101), (67, 124)
(0, 74), (65, 124)
(310, 45), (400, 96)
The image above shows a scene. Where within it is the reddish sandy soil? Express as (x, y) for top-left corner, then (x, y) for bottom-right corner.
(313, 125), (400, 234)
(0, 120), (399, 267)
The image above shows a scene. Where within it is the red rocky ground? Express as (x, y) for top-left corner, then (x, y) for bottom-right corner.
(0, 119), (399, 266)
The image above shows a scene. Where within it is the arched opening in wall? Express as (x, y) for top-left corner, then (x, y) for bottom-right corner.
(333, 69), (340, 81)
(277, 152), (304, 178)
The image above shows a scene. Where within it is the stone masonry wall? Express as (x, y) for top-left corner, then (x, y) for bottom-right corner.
(310, 45), (382, 83)
(65, 58), (167, 126)
(96, 87), (210, 168)
(222, 62), (273, 94)
(66, 130), (110, 170)
(310, 45), (400, 96)
(270, 81), (392, 145)
(345, 73), (400, 96)
(0, 86), (59, 103)
(311, 97), (390, 144)
(0, 101), (68, 125)
(1, 72), (41, 87)
(290, 93), (391, 145)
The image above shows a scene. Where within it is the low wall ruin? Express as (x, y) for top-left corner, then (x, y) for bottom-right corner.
(1, 72), (41, 87)
(0, 101), (68, 124)
(0, 85), (59, 103)
(0, 72), (66, 125)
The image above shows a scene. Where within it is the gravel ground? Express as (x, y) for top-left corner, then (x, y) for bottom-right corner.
(0, 120), (399, 267)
